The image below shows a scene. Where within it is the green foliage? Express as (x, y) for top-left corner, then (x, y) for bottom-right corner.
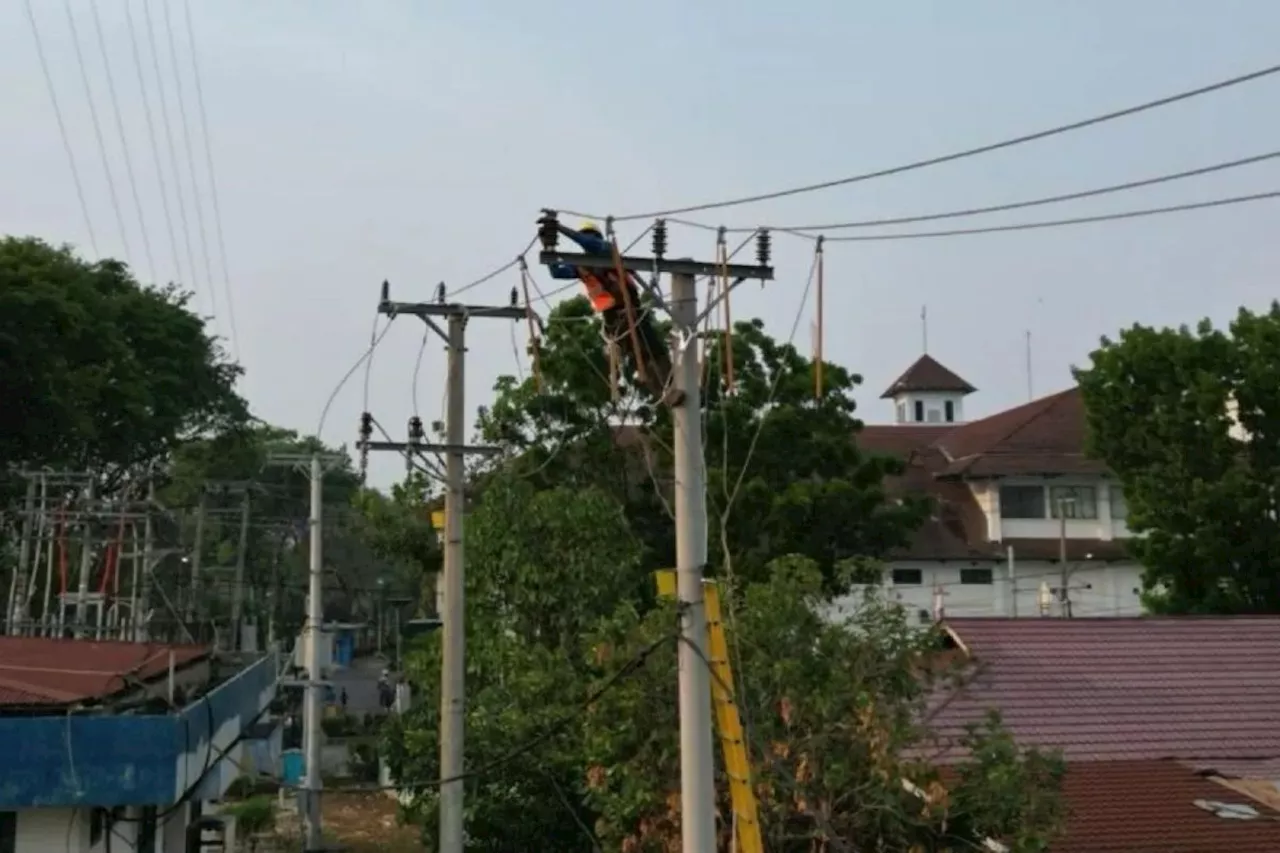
(0, 237), (246, 474)
(223, 795), (277, 851)
(1076, 303), (1280, 613)
(479, 298), (925, 591)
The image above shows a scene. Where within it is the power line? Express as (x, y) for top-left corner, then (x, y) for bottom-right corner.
(444, 236), (539, 298)
(694, 149), (1280, 233)
(22, 0), (99, 257)
(818, 188), (1280, 242)
(123, 0), (183, 287)
(161, 0), (220, 332)
(563, 61), (1280, 222)
(87, 0), (156, 283)
(63, 0), (132, 259)
(181, 0), (240, 359)
(141, 0), (203, 316)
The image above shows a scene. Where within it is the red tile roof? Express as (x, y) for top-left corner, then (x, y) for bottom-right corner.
(931, 618), (1280, 762)
(0, 637), (210, 708)
(1054, 760), (1280, 853)
(879, 354), (976, 399)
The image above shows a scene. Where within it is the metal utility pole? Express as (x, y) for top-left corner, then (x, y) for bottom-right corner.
(7, 477), (38, 635)
(266, 452), (342, 850)
(231, 489), (251, 650)
(187, 488), (207, 627)
(535, 213), (773, 853)
(73, 480), (96, 637)
(1056, 494), (1073, 618)
(362, 283), (522, 853)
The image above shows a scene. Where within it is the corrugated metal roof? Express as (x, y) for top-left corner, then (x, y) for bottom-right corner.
(1055, 760), (1280, 853)
(932, 618), (1280, 762)
(0, 637), (209, 707)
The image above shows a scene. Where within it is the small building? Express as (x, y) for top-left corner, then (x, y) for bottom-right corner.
(846, 353), (1144, 621)
(0, 636), (279, 853)
(929, 617), (1280, 852)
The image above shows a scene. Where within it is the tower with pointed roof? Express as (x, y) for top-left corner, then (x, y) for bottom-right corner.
(881, 354), (976, 425)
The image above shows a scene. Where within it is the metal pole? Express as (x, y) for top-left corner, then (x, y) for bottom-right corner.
(1007, 545), (1017, 618)
(134, 480), (155, 641)
(303, 453), (325, 850)
(73, 481), (96, 637)
(188, 490), (206, 628)
(439, 311), (467, 853)
(670, 270), (717, 852)
(232, 489), (251, 650)
(7, 477), (37, 634)
(1057, 496), (1071, 618)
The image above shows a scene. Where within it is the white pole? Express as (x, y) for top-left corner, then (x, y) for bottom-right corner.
(670, 270), (717, 852)
(1007, 545), (1017, 618)
(303, 453), (324, 850)
(439, 312), (467, 853)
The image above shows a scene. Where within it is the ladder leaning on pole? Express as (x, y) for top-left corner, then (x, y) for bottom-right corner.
(655, 570), (763, 853)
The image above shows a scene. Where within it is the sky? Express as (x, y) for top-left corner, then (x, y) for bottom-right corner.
(4, 1), (1280, 487)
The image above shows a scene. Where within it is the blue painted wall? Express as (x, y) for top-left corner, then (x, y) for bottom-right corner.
(0, 654), (278, 809)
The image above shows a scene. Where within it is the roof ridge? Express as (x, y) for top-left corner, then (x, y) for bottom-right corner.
(941, 387), (1076, 457)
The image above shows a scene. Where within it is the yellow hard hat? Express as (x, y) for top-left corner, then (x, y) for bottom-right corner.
(579, 221), (602, 234)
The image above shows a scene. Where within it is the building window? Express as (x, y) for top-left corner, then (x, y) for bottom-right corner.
(999, 485), (1046, 519)
(945, 400), (955, 422)
(896, 402), (906, 423)
(892, 568), (923, 586)
(1110, 485), (1128, 521)
(913, 400), (924, 422)
(0, 812), (14, 853)
(1050, 486), (1098, 519)
(960, 568), (994, 585)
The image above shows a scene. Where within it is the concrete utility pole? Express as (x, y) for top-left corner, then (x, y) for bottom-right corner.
(73, 480), (96, 638)
(266, 452), (342, 851)
(6, 477), (38, 635)
(1056, 494), (1073, 618)
(535, 212), (773, 853)
(132, 479), (157, 641)
(232, 489), (252, 650)
(362, 283), (521, 853)
(187, 488), (207, 627)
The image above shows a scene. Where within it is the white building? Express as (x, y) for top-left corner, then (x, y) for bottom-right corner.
(836, 354), (1145, 621)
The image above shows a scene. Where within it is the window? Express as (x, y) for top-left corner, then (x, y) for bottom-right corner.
(1110, 485), (1128, 521)
(0, 812), (14, 853)
(896, 402), (906, 424)
(1050, 486), (1098, 519)
(999, 485), (1046, 519)
(892, 568), (923, 586)
(913, 400), (924, 422)
(944, 400), (955, 422)
(960, 568), (993, 585)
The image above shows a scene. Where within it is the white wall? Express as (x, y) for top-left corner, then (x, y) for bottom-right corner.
(893, 391), (966, 424)
(832, 560), (1146, 621)
(10, 805), (180, 853)
(977, 476), (1133, 542)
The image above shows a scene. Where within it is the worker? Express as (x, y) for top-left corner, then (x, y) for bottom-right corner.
(544, 220), (683, 406)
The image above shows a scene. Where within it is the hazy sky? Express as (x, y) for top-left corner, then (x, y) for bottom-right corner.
(4, 1), (1279, 486)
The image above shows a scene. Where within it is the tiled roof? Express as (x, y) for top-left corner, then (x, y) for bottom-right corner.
(934, 388), (1108, 478)
(931, 618), (1280, 762)
(879, 354), (977, 399)
(1054, 760), (1280, 853)
(0, 637), (209, 708)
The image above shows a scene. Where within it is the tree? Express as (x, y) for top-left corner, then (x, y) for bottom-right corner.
(479, 296), (925, 591)
(1075, 303), (1280, 613)
(0, 237), (246, 476)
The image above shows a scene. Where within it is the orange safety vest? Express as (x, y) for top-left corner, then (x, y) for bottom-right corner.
(579, 271), (618, 313)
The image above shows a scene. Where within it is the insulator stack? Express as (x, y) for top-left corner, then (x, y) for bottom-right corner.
(536, 209), (560, 251)
(358, 412), (373, 481)
(408, 416), (425, 444)
(755, 228), (772, 268)
(652, 219), (668, 259)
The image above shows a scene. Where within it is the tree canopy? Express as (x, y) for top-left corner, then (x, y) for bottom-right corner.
(1076, 302), (1280, 614)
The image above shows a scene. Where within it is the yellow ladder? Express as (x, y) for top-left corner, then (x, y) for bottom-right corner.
(655, 571), (763, 853)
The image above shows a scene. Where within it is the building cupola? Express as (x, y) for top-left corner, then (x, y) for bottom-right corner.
(881, 354), (976, 425)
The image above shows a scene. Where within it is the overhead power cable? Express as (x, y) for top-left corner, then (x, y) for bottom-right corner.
(561, 61), (1280, 222)
(816, 188), (1280, 242)
(688, 149), (1280, 234)
(445, 236), (539, 299)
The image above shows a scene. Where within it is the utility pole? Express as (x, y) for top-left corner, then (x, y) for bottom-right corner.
(266, 452), (342, 851)
(7, 477), (37, 635)
(73, 480), (96, 638)
(1056, 494), (1073, 618)
(362, 282), (522, 853)
(536, 212), (773, 853)
(232, 489), (252, 650)
(187, 488), (206, 628)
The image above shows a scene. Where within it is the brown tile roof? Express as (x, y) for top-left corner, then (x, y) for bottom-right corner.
(930, 617), (1280, 763)
(1054, 760), (1280, 853)
(0, 637), (209, 707)
(879, 354), (977, 399)
(934, 388), (1108, 478)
